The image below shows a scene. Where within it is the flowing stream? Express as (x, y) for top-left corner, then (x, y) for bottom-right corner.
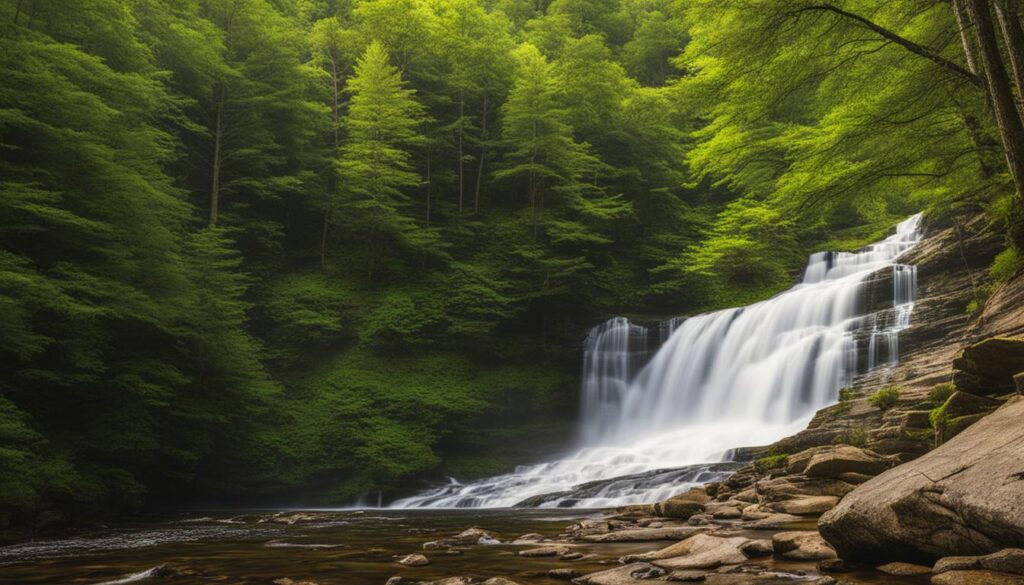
(393, 214), (923, 509)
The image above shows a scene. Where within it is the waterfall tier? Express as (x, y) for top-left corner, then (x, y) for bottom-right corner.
(392, 214), (923, 509)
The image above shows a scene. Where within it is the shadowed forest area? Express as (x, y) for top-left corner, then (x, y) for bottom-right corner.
(2, 0), (1024, 530)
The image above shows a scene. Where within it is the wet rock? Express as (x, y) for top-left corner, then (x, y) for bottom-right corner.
(643, 534), (749, 570)
(816, 558), (849, 573)
(549, 568), (581, 580)
(768, 496), (838, 516)
(785, 447), (833, 475)
(819, 397), (1024, 561)
(703, 503), (742, 519)
(561, 552), (585, 561)
(583, 526), (708, 542)
(931, 570), (1024, 585)
(655, 488), (710, 519)
(266, 512), (319, 525)
(952, 337), (1024, 395)
(876, 562), (932, 576)
(836, 472), (872, 484)
(519, 545), (572, 557)
(933, 556), (982, 573)
(739, 539), (773, 558)
(565, 519), (613, 538)
(666, 570), (706, 582)
(423, 527), (498, 548)
(273, 579), (320, 585)
(738, 513), (802, 530)
(938, 391), (1003, 420)
(481, 579), (523, 585)
(740, 505), (770, 521)
(687, 514), (714, 526)
(771, 531), (837, 560)
(396, 553), (429, 566)
(512, 533), (544, 544)
(803, 445), (891, 478)
(933, 549), (1024, 575)
(573, 562), (663, 585)
(385, 577), (404, 585)
(615, 504), (658, 518)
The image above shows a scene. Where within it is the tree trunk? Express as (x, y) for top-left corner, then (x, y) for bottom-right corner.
(954, 0), (982, 76)
(967, 0), (1024, 216)
(474, 94), (488, 214)
(458, 88), (464, 214)
(995, 0), (1024, 112)
(209, 83), (224, 228)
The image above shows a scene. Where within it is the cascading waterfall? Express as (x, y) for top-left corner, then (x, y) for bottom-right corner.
(392, 214), (923, 509)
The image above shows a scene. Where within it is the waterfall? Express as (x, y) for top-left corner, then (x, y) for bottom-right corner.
(392, 214), (923, 509)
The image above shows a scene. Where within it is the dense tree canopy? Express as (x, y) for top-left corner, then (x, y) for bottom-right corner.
(1, 0), (1022, 526)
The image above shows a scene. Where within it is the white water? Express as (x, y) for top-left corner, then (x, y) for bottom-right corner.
(393, 214), (923, 509)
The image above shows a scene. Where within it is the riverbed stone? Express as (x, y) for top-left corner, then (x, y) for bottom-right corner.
(519, 545), (571, 557)
(771, 531), (837, 561)
(583, 526), (708, 542)
(655, 488), (710, 519)
(396, 553), (429, 566)
(548, 568), (581, 580)
(933, 549), (1024, 575)
(572, 563), (664, 585)
(643, 534), (749, 570)
(931, 570), (1024, 585)
(423, 527), (498, 548)
(739, 539), (774, 558)
(819, 397), (1024, 561)
(876, 562), (932, 576)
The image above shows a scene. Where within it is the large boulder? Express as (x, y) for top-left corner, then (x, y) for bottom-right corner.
(771, 531), (837, 560)
(654, 487), (709, 519)
(646, 534), (750, 570)
(819, 397), (1024, 562)
(803, 445), (891, 478)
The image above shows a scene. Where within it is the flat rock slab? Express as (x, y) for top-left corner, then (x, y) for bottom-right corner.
(648, 534), (750, 570)
(820, 397), (1024, 561)
(931, 570), (1024, 585)
(519, 545), (572, 557)
(876, 562), (932, 576)
(934, 548), (1024, 575)
(572, 563), (668, 585)
(804, 445), (890, 478)
(769, 496), (838, 516)
(582, 526), (708, 542)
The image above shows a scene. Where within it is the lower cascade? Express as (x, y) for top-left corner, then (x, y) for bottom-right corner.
(392, 214), (923, 509)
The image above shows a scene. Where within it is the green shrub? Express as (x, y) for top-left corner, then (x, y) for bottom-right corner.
(965, 299), (980, 316)
(754, 453), (787, 474)
(834, 426), (869, 447)
(991, 246), (1021, 284)
(928, 382), (955, 404)
(868, 385), (901, 410)
(929, 401), (950, 430)
(838, 387), (855, 402)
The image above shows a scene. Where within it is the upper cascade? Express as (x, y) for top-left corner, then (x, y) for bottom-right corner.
(392, 214), (923, 509)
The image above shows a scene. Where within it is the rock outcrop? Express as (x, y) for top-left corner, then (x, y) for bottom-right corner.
(818, 396), (1024, 562)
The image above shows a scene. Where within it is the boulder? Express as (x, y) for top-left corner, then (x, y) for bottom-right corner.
(739, 513), (803, 530)
(519, 545), (571, 557)
(803, 445), (891, 478)
(819, 397), (1024, 561)
(396, 553), (429, 566)
(740, 539), (774, 558)
(655, 488), (710, 519)
(547, 568), (580, 580)
(768, 496), (838, 516)
(937, 392), (1002, 420)
(481, 579), (523, 585)
(646, 534), (750, 570)
(572, 563), (665, 585)
(876, 562), (932, 576)
(785, 446), (833, 475)
(931, 571), (1024, 585)
(933, 549), (1024, 575)
(704, 502), (742, 519)
(837, 472), (872, 484)
(771, 531), (838, 561)
(423, 527), (498, 548)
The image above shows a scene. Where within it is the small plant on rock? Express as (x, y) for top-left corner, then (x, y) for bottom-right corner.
(754, 453), (787, 474)
(834, 426), (869, 447)
(868, 385), (901, 410)
(928, 382), (955, 404)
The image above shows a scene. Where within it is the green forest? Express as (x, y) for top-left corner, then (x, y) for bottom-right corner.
(2, 0), (1023, 527)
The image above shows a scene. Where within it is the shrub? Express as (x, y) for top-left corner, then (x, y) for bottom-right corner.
(928, 382), (955, 404)
(991, 246), (1021, 284)
(868, 385), (901, 410)
(838, 387), (855, 402)
(754, 453), (787, 474)
(834, 426), (869, 447)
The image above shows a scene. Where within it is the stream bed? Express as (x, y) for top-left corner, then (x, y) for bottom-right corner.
(0, 509), (930, 585)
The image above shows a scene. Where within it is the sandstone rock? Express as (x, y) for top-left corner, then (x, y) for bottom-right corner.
(396, 553), (429, 566)
(564, 519), (612, 538)
(785, 446), (833, 475)
(513, 533), (544, 544)
(1015, 372), (1024, 394)
(614, 504), (657, 518)
(931, 570), (1024, 585)
(548, 568), (581, 579)
(666, 570), (706, 582)
(803, 445), (890, 478)
(933, 549), (1024, 575)
(771, 531), (837, 561)
(816, 559), (849, 573)
(741, 505), (770, 521)
(562, 551), (585, 561)
(739, 539), (773, 558)
(582, 526), (708, 542)
(876, 562), (932, 576)
(481, 579), (523, 585)
(419, 579), (473, 585)
(952, 337), (1024, 395)
(768, 496), (838, 515)
(519, 545), (571, 557)
(273, 579), (319, 585)
(837, 472), (872, 484)
(819, 397), (1024, 561)
(655, 488), (710, 519)
(933, 556), (982, 573)
(739, 513), (803, 530)
(938, 391), (1002, 420)
(385, 577), (404, 585)
(688, 513), (714, 525)
(423, 527), (498, 548)
(704, 502), (742, 519)
(572, 563), (664, 585)
(643, 534), (749, 570)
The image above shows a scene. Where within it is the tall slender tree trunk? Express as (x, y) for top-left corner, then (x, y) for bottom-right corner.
(458, 88), (465, 214)
(954, 0), (982, 76)
(966, 0), (1024, 216)
(995, 0), (1024, 112)
(474, 94), (488, 214)
(209, 83), (225, 228)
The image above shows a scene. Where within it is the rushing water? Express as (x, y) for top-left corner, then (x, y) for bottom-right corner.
(394, 215), (923, 509)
